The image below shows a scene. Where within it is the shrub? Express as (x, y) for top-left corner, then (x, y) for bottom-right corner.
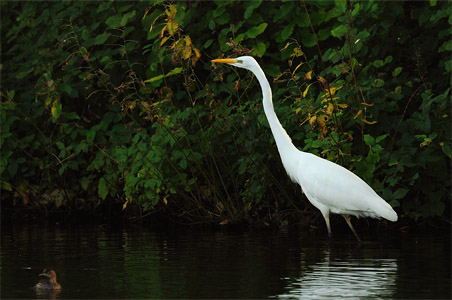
(1, 1), (450, 225)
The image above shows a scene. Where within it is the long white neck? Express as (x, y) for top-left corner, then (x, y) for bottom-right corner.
(250, 65), (299, 159)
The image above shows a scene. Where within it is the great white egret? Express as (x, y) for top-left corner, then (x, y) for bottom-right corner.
(211, 56), (398, 241)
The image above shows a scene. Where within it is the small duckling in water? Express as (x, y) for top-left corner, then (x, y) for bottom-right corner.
(34, 267), (61, 290)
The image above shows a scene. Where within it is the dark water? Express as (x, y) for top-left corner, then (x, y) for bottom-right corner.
(1, 224), (450, 299)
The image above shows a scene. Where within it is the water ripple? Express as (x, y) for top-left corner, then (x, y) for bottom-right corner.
(277, 250), (398, 299)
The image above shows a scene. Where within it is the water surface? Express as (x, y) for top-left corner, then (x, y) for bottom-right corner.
(1, 224), (450, 299)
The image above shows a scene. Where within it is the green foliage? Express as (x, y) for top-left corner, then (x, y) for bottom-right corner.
(1, 1), (450, 225)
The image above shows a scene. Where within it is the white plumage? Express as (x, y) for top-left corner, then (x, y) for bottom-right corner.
(212, 56), (398, 241)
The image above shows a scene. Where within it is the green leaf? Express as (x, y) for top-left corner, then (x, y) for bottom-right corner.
(204, 39), (213, 49)
(392, 67), (403, 77)
(393, 188), (408, 199)
(76, 141), (88, 154)
(442, 144), (451, 158)
(87, 129), (96, 142)
(80, 177), (89, 191)
(58, 164), (67, 176)
(376, 134), (388, 143)
(215, 13), (230, 25)
(59, 82), (72, 95)
(16, 67), (34, 79)
(98, 177), (108, 200)
(121, 10), (136, 26)
(364, 134), (375, 146)
(274, 2), (294, 22)
(373, 79), (385, 88)
(180, 159), (187, 169)
(238, 160), (248, 174)
(81, 29), (89, 40)
(439, 39), (452, 52)
(421, 200), (445, 217)
(331, 24), (347, 38)
(95, 32), (110, 45)
(208, 20), (215, 30)
(167, 67), (183, 76)
(244, 0), (261, 19)
(63, 112), (80, 120)
(8, 160), (18, 176)
(264, 64), (280, 77)
(245, 23), (267, 38)
(144, 67), (182, 83)
(55, 141), (65, 150)
(356, 29), (370, 40)
(335, 0), (347, 13)
(301, 30), (316, 47)
(373, 60), (384, 68)
(277, 24), (294, 43)
(105, 15), (123, 28)
(297, 14), (309, 27)
(253, 42), (266, 57)
(351, 3), (361, 17)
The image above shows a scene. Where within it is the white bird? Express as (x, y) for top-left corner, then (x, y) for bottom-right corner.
(211, 56), (398, 241)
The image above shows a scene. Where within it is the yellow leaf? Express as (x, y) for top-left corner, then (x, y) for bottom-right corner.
(45, 96), (52, 108)
(293, 47), (304, 57)
(165, 4), (177, 19)
(172, 39), (184, 50)
(123, 197), (131, 210)
(2, 182), (12, 191)
(317, 115), (326, 128)
(159, 24), (166, 39)
(159, 36), (170, 47)
(295, 107), (302, 115)
(219, 219), (231, 225)
(361, 118), (377, 124)
(318, 76), (328, 89)
(281, 42), (291, 52)
(317, 115), (328, 136)
(167, 20), (178, 36)
(337, 103), (348, 108)
(320, 93), (339, 103)
(234, 80), (240, 92)
(191, 47), (201, 66)
(22, 193), (29, 205)
(51, 99), (62, 121)
(309, 115), (316, 126)
(353, 109), (362, 119)
(182, 44), (192, 59)
(184, 35), (192, 47)
(304, 70), (313, 80)
(303, 83), (313, 98)
(143, 7), (150, 19)
(163, 195), (168, 205)
(292, 62), (304, 75)
(328, 85), (342, 96)
(326, 103), (334, 115)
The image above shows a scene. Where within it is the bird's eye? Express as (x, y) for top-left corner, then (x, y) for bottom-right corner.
(236, 59), (243, 64)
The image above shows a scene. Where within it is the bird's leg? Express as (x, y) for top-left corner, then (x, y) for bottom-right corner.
(342, 215), (362, 242)
(322, 212), (332, 238)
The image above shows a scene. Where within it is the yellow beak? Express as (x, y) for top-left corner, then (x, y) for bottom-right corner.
(211, 58), (237, 64)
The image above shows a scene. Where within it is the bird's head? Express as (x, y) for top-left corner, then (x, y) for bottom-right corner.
(38, 267), (58, 280)
(211, 56), (258, 71)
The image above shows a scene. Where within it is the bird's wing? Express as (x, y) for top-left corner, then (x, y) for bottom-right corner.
(294, 152), (389, 218)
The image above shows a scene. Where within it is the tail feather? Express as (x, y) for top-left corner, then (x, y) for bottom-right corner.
(372, 198), (398, 222)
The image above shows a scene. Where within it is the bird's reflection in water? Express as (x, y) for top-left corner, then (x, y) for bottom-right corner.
(34, 289), (61, 300)
(277, 248), (398, 299)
